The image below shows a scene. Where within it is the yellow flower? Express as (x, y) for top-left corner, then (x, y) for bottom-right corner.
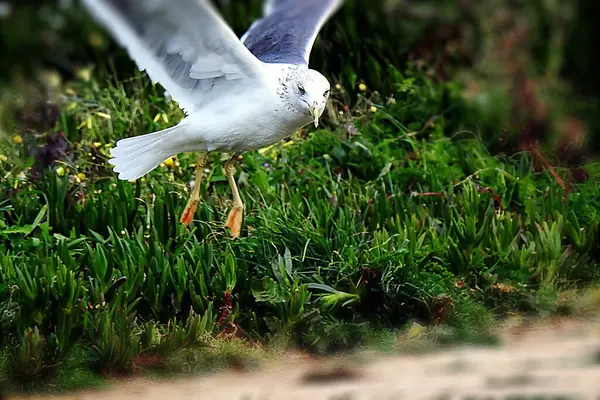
(358, 83), (367, 91)
(76, 172), (86, 182)
(163, 156), (175, 168)
(12, 135), (23, 144)
(0, 155), (7, 163)
(370, 106), (377, 113)
(93, 142), (102, 148)
(335, 84), (342, 90)
(56, 166), (65, 176)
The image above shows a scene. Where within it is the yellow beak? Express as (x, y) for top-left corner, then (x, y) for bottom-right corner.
(310, 102), (320, 127)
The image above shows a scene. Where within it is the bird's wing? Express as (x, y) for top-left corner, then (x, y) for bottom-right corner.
(240, 0), (343, 66)
(81, 0), (266, 113)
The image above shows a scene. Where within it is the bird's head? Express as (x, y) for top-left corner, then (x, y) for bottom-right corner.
(292, 69), (330, 128)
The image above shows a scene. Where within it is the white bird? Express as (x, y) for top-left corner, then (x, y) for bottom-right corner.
(81, 0), (343, 237)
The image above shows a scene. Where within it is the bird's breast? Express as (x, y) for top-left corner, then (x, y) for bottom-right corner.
(185, 88), (309, 153)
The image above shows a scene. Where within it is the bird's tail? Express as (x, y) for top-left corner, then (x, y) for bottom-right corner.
(108, 123), (185, 181)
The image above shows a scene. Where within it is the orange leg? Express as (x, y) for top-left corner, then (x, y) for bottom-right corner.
(180, 153), (208, 226)
(224, 154), (244, 238)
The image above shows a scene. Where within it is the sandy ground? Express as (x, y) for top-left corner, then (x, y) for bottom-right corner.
(11, 318), (600, 400)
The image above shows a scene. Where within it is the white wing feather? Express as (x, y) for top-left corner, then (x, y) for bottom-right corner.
(81, 0), (266, 114)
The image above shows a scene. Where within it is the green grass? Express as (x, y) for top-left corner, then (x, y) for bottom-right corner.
(1, 0), (600, 394)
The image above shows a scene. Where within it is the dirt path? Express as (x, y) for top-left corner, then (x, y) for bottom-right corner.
(12, 318), (600, 400)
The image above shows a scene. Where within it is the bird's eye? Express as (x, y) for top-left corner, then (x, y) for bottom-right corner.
(298, 85), (306, 95)
(323, 89), (330, 97)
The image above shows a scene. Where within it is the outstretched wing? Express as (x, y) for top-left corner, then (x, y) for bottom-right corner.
(241, 0), (343, 66)
(81, 0), (265, 113)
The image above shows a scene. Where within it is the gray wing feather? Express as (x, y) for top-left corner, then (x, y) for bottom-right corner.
(241, 0), (343, 66)
(82, 0), (265, 113)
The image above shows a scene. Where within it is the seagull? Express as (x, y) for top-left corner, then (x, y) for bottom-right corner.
(81, 0), (343, 237)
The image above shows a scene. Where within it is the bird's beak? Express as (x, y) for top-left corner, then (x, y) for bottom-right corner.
(310, 102), (320, 127)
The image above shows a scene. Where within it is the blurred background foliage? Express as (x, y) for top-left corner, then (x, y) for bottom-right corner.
(2, 0), (600, 153)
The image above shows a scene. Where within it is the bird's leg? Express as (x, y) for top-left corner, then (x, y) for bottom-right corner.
(180, 153), (208, 226)
(224, 154), (244, 238)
